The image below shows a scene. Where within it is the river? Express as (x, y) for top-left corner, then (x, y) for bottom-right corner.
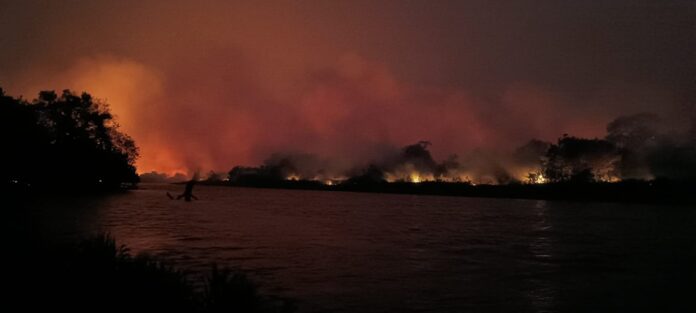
(29, 184), (696, 312)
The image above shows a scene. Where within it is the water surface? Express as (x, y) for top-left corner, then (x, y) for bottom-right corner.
(33, 184), (696, 312)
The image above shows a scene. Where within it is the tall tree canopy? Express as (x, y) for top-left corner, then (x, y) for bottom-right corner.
(1, 88), (139, 190)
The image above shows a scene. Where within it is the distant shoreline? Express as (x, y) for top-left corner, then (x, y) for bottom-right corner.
(195, 180), (696, 206)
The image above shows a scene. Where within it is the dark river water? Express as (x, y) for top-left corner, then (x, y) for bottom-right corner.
(30, 184), (696, 312)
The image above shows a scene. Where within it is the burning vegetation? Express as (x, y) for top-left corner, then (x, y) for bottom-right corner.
(226, 112), (696, 186)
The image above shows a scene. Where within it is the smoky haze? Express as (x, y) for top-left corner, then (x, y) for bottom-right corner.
(1, 1), (694, 175)
(229, 111), (696, 185)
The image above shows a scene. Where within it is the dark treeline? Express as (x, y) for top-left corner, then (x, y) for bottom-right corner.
(211, 177), (696, 205)
(1, 87), (139, 191)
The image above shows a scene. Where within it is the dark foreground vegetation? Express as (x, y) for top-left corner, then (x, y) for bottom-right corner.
(8, 233), (294, 313)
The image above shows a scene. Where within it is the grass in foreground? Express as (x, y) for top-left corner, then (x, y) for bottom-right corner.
(11, 233), (295, 313)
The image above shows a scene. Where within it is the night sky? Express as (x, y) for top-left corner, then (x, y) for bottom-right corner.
(1, 0), (694, 174)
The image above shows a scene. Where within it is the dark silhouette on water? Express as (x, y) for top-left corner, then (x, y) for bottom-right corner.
(176, 179), (198, 201)
(168, 173), (200, 201)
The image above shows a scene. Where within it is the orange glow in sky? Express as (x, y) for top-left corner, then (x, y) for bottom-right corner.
(1, 1), (692, 174)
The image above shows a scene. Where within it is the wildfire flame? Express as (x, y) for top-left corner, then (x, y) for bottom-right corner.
(527, 172), (546, 184)
(409, 173), (422, 183)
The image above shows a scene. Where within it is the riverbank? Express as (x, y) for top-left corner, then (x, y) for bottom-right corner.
(199, 179), (696, 205)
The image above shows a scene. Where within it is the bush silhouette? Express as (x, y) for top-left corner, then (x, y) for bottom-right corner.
(18, 233), (294, 313)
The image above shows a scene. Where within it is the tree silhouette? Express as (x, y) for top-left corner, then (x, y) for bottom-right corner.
(1, 87), (139, 190)
(543, 135), (618, 183)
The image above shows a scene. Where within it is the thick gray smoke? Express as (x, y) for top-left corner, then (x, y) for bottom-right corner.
(606, 113), (696, 180)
